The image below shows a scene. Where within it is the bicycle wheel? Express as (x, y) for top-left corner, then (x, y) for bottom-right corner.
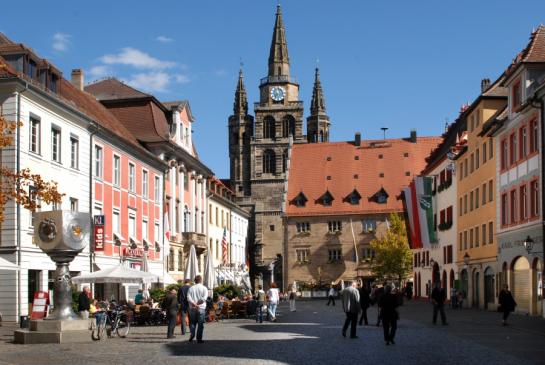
(116, 314), (130, 338)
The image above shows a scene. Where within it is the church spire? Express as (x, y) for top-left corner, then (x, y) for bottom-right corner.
(268, 4), (290, 77)
(233, 67), (248, 116)
(310, 67), (326, 115)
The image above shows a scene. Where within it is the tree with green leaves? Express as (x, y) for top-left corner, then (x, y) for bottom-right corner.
(370, 213), (413, 284)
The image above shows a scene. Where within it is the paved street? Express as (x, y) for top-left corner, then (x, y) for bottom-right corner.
(0, 300), (544, 365)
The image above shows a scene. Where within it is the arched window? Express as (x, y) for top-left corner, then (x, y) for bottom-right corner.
(282, 115), (296, 138)
(319, 130), (324, 142)
(263, 116), (276, 139)
(263, 149), (276, 174)
(282, 149), (288, 173)
(178, 250), (184, 271)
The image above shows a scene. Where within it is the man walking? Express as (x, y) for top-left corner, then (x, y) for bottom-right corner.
(431, 282), (448, 325)
(177, 279), (191, 335)
(163, 288), (178, 339)
(341, 282), (360, 339)
(78, 286), (91, 319)
(187, 275), (208, 343)
(379, 284), (399, 345)
(358, 283), (370, 326)
(326, 285), (336, 306)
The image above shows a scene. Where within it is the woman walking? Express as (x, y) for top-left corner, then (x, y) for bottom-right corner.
(267, 283), (280, 321)
(498, 284), (517, 326)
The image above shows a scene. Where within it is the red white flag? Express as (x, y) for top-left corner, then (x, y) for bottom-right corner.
(164, 212), (171, 257)
(221, 227), (228, 265)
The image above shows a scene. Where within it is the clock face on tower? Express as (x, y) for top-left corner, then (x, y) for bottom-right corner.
(270, 86), (285, 101)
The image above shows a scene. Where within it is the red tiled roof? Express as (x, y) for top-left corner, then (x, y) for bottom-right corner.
(85, 79), (170, 143)
(85, 78), (151, 100)
(0, 41), (157, 161)
(506, 25), (545, 78)
(286, 137), (442, 217)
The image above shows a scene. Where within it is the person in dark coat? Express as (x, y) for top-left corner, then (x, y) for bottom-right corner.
(498, 284), (517, 326)
(177, 279), (191, 335)
(431, 282), (448, 325)
(163, 288), (179, 339)
(379, 284), (399, 345)
(374, 284), (385, 326)
(77, 286), (91, 319)
(358, 283), (370, 326)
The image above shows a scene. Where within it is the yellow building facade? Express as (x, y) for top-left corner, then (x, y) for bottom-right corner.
(456, 80), (507, 309)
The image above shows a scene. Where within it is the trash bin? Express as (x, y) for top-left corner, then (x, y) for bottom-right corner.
(20, 315), (29, 329)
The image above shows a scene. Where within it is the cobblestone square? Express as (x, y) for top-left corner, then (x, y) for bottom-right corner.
(1, 300), (544, 365)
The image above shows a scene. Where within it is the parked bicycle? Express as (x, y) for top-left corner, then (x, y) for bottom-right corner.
(91, 301), (131, 340)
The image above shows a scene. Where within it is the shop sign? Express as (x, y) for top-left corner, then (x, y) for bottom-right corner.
(123, 247), (144, 257)
(94, 226), (104, 251)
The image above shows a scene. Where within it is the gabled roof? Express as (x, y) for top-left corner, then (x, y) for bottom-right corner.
(163, 100), (195, 122)
(85, 78), (170, 143)
(85, 78), (151, 101)
(286, 136), (442, 216)
(505, 25), (545, 79)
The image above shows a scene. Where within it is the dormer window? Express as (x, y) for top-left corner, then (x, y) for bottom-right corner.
(319, 190), (334, 206)
(512, 79), (522, 111)
(292, 192), (308, 207)
(370, 187), (389, 204)
(345, 189), (361, 205)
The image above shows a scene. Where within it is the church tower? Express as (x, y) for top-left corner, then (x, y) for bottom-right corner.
(229, 68), (253, 196)
(307, 67), (330, 143)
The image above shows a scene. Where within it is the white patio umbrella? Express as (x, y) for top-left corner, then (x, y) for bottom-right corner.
(203, 252), (215, 297)
(0, 257), (19, 271)
(72, 263), (159, 284)
(141, 250), (150, 295)
(184, 244), (198, 282)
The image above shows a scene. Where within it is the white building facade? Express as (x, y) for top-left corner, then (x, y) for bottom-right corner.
(0, 53), (91, 322)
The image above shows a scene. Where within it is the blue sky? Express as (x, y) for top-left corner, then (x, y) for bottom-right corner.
(1, 0), (545, 178)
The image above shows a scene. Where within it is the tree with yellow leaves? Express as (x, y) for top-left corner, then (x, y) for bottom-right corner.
(370, 213), (413, 284)
(0, 113), (63, 223)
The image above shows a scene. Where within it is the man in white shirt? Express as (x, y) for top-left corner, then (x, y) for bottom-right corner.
(187, 275), (208, 343)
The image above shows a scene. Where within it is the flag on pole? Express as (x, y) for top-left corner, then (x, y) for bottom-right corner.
(221, 227), (228, 265)
(164, 212), (171, 257)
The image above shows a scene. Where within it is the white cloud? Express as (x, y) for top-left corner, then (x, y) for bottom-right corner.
(174, 74), (190, 84)
(52, 32), (70, 52)
(100, 47), (175, 69)
(123, 72), (170, 93)
(88, 65), (111, 78)
(156, 36), (173, 43)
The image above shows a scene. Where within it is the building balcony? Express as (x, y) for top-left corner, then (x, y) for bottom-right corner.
(182, 232), (207, 250)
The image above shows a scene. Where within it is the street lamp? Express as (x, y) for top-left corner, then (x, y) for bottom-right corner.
(463, 252), (470, 266)
(524, 235), (534, 254)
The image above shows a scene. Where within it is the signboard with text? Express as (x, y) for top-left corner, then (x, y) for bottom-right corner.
(93, 215), (105, 252)
(30, 291), (49, 320)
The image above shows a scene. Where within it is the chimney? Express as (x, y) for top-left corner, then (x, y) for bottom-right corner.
(481, 78), (491, 93)
(354, 132), (361, 147)
(71, 69), (84, 91)
(410, 129), (417, 143)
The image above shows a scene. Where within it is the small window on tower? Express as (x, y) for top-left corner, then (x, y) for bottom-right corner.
(354, 156), (359, 160)
(326, 176), (331, 180)
(404, 152), (409, 157)
(378, 154), (383, 159)
(326, 156), (332, 161)
(379, 173), (384, 178)
(354, 174), (358, 179)
(270, 225), (275, 231)
(405, 172), (411, 176)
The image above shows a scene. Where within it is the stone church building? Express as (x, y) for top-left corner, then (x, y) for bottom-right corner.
(227, 5), (440, 290)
